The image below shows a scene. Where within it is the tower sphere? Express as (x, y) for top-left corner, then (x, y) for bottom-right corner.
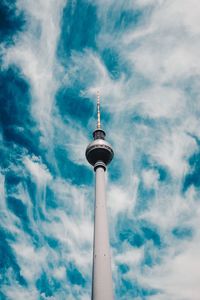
(85, 135), (114, 167)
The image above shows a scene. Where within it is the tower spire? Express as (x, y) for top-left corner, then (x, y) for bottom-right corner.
(93, 91), (105, 140)
(97, 91), (101, 129)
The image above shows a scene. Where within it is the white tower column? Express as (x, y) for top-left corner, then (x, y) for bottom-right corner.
(92, 162), (113, 300)
(85, 92), (114, 300)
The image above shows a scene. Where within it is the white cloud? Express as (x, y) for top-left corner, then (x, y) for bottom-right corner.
(142, 169), (159, 189)
(24, 156), (52, 184)
(3, 0), (66, 139)
(141, 240), (200, 300)
(108, 176), (139, 218)
(151, 130), (196, 178)
(115, 246), (144, 267)
(12, 241), (47, 281)
(123, 0), (200, 84)
(135, 86), (185, 119)
(4, 284), (38, 300)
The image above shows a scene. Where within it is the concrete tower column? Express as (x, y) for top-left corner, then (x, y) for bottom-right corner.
(92, 162), (113, 300)
(85, 92), (114, 300)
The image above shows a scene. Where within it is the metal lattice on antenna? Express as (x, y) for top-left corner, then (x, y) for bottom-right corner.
(97, 90), (101, 129)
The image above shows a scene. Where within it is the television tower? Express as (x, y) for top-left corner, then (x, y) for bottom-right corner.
(86, 91), (114, 300)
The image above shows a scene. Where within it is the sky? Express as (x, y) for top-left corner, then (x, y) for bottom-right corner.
(0, 0), (200, 299)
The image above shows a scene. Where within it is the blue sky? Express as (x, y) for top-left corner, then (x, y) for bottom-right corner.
(1, 0), (200, 299)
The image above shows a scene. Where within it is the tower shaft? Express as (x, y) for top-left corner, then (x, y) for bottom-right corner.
(92, 164), (114, 300)
(86, 92), (114, 299)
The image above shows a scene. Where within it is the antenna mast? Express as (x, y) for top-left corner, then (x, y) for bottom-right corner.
(97, 91), (101, 129)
